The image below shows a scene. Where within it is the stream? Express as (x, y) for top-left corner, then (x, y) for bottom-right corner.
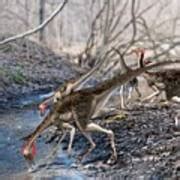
(0, 94), (87, 180)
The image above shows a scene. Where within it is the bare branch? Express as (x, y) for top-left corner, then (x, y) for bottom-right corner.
(112, 47), (129, 72)
(0, 0), (68, 45)
(131, 0), (137, 43)
(109, 2), (156, 45)
(109, 0), (129, 34)
(103, 0), (110, 44)
(121, 0), (137, 55)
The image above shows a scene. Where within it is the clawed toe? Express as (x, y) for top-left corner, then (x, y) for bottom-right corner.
(107, 154), (117, 165)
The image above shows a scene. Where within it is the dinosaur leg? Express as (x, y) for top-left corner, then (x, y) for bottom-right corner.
(142, 85), (161, 102)
(135, 85), (142, 98)
(172, 96), (180, 103)
(46, 131), (67, 161)
(78, 132), (96, 161)
(120, 85), (126, 109)
(85, 123), (117, 163)
(46, 122), (75, 162)
(62, 123), (76, 155)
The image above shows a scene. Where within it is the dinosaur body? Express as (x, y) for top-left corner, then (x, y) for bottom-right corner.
(148, 70), (180, 100)
(134, 48), (180, 101)
(22, 60), (180, 163)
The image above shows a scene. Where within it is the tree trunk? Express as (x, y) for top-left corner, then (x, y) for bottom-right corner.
(39, 0), (45, 42)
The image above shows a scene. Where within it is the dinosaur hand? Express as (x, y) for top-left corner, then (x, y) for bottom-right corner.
(38, 103), (47, 116)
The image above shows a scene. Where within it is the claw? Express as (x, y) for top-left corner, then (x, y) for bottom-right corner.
(107, 154), (117, 165)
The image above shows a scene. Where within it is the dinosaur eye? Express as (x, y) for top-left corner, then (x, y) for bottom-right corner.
(56, 97), (60, 101)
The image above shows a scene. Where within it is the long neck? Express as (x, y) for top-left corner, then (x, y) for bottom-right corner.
(89, 51), (146, 95)
(137, 51), (156, 77)
(81, 60), (180, 96)
(23, 112), (55, 150)
(117, 61), (180, 86)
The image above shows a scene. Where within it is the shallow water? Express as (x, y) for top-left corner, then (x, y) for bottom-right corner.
(0, 107), (87, 180)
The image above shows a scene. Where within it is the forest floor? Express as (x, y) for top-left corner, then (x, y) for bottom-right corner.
(0, 37), (179, 179)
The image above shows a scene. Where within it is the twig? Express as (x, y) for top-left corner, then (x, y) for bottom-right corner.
(131, 0), (137, 43)
(121, 0), (137, 55)
(112, 47), (129, 72)
(0, 0), (68, 45)
(109, 2), (156, 44)
(110, 0), (129, 34)
(103, 0), (110, 44)
(84, 2), (107, 56)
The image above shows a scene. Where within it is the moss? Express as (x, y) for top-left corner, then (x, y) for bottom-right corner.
(0, 66), (26, 84)
(105, 112), (127, 123)
(12, 70), (26, 84)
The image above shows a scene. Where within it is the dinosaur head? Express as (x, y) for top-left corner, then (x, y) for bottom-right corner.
(143, 59), (152, 65)
(21, 141), (37, 161)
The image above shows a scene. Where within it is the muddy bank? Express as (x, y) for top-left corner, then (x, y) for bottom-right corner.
(0, 36), (82, 108)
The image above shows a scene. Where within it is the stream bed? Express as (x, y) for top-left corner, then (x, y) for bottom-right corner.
(0, 100), (180, 180)
(0, 107), (88, 179)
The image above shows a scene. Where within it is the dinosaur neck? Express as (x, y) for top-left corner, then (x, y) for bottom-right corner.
(139, 51), (145, 68)
(120, 61), (180, 85)
(24, 112), (54, 150)
(82, 60), (180, 96)
(137, 51), (156, 76)
(88, 51), (146, 95)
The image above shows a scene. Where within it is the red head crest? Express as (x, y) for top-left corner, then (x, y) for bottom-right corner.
(132, 48), (145, 57)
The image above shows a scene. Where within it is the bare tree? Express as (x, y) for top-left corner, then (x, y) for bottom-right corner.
(0, 0), (68, 45)
(39, 0), (46, 42)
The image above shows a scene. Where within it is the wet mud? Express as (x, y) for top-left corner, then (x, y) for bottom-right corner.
(0, 103), (179, 179)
